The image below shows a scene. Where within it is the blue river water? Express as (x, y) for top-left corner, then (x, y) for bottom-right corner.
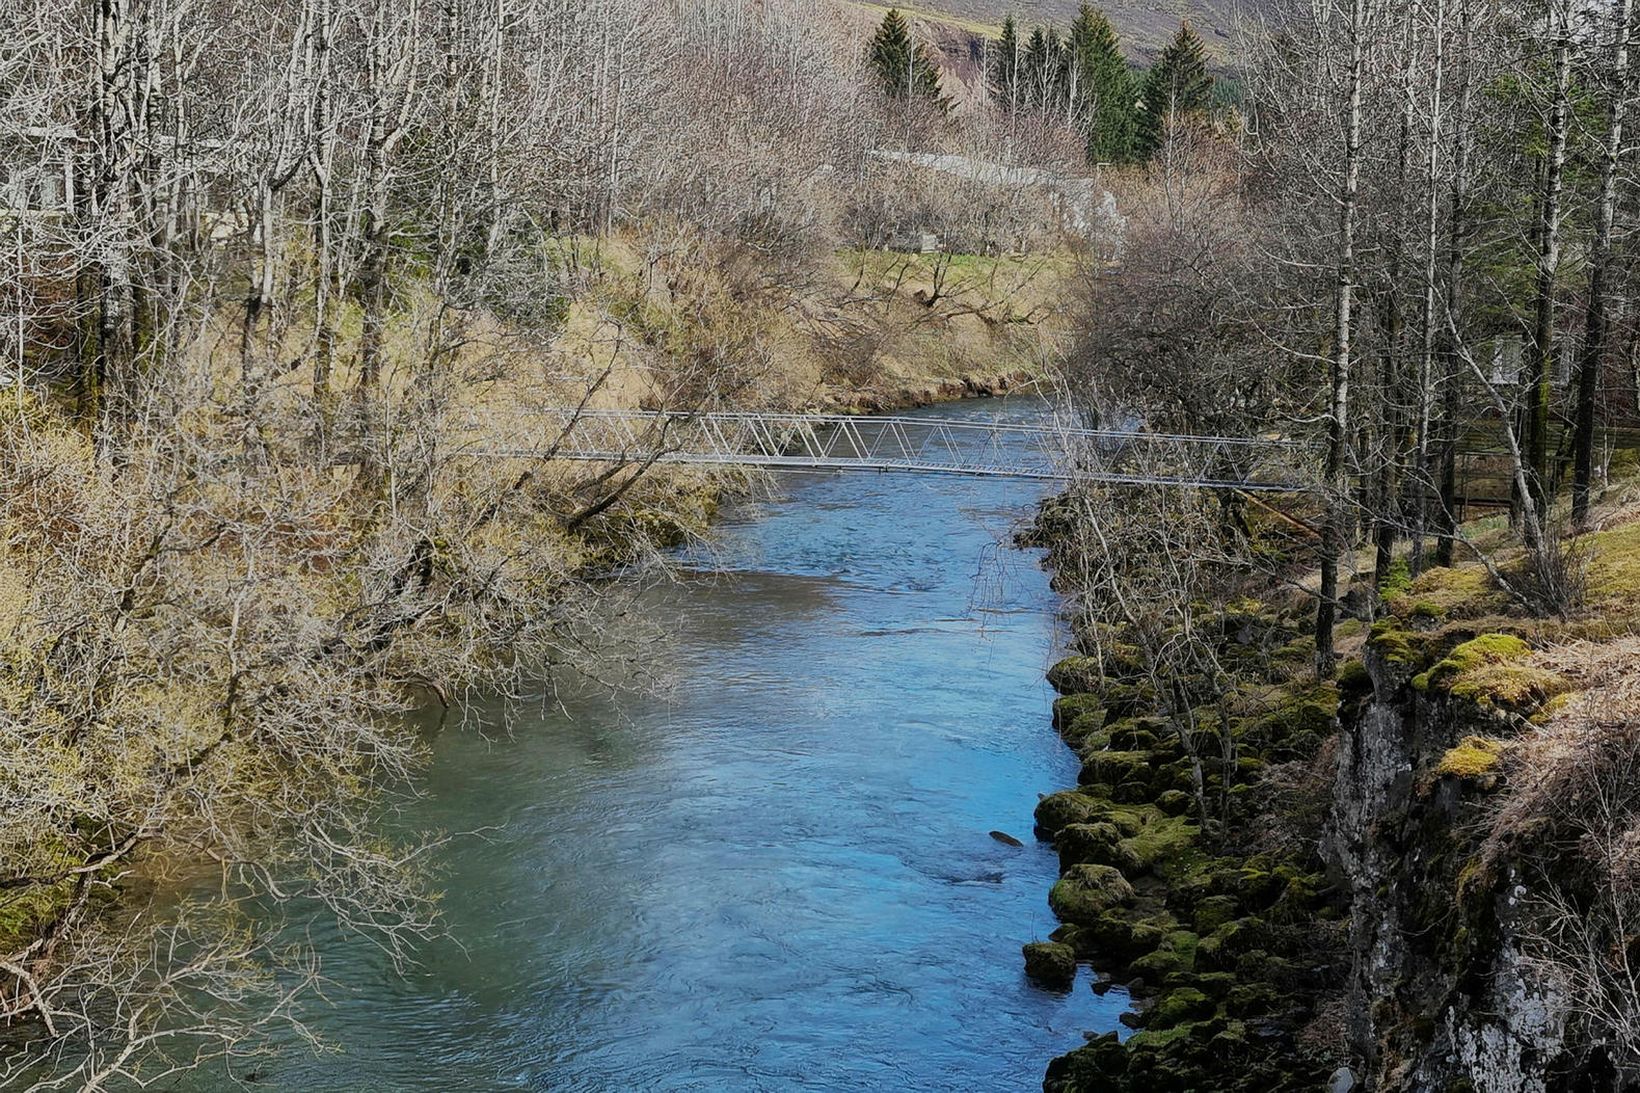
(257, 395), (1126, 1091)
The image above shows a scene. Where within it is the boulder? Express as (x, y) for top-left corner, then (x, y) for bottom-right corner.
(1049, 864), (1137, 925)
(1023, 941), (1077, 989)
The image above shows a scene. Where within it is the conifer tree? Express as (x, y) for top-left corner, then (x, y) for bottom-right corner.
(1135, 20), (1212, 158)
(868, 9), (948, 109)
(1067, 5), (1134, 162)
(992, 14), (1021, 108)
(1023, 26), (1065, 112)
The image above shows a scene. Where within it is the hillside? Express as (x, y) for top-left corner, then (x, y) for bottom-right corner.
(854, 0), (1258, 61)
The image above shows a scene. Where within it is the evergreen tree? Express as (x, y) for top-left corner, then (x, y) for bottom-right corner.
(1067, 5), (1134, 162)
(868, 9), (948, 109)
(1022, 25), (1065, 113)
(991, 14), (1021, 107)
(1135, 21), (1212, 158)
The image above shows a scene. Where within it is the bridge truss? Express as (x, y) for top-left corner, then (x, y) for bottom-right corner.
(468, 409), (1306, 492)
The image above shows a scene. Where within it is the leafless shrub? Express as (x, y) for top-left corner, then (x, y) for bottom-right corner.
(1485, 642), (1640, 1079)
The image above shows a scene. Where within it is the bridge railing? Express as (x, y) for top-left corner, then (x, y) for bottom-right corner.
(460, 408), (1307, 491)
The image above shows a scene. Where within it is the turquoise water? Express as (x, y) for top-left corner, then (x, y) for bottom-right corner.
(257, 396), (1125, 1090)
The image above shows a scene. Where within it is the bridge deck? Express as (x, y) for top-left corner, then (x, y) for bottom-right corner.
(466, 409), (1306, 491)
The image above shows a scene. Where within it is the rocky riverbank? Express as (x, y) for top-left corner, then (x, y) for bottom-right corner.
(1026, 486), (1640, 1092)
(1024, 504), (1352, 1092)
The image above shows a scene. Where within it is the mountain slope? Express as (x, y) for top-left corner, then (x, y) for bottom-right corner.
(858, 0), (1259, 61)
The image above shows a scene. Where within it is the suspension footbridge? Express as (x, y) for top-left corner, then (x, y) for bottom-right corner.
(466, 409), (1306, 491)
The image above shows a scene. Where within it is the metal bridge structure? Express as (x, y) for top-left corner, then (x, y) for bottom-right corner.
(467, 409), (1307, 491)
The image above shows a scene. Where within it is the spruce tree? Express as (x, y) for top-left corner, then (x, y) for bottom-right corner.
(1022, 25), (1065, 113)
(868, 9), (948, 109)
(992, 15), (1021, 108)
(1067, 5), (1134, 163)
(1135, 21), (1212, 158)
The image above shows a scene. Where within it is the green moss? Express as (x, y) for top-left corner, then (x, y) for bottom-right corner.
(1134, 925), (1200, 984)
(1369, 618), (1423, 666)
(1144, 987), (1216, 1029)
(1412, 633), (1531, 692)
(1388, 563), (1505, 620)
(1049, 864), (1137, 925)
(1435, 736), (1505, 778)
(1448, 663), (1570, 712)
(1530, 691), (1577, 725)
(1130, 942), (1191, 982)
(1225, 983), (1283, 1017)
(1063, 711), (1110, 748)
(1380, 557), (1413, 597)
(1192, 895), (1238, 935)
(1245, 683), (1338, 747)
(1156, 789), (1194, 817)
(1078, 749), (1153, 789)
(1098, 680), (1157, 720)
(0, 879), (73, 952)
(1337, 657), (1372, 698)
(1035, 789), (1106, 838)
(1022, 940), (1077, 988)
(1057, 822), (1145, 875)
(1122, 1024), (1195, 1049)
(1101, 807), (1201, 878)
(1076, 909), (1172, 960)
(1047, 655), (1104, 695)
(1585, 519), (1640, 612)
(1052, 693), (1105, 733)
(1106, 716), (1165, 750)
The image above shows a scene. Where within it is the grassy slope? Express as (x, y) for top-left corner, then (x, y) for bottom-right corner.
(551, 234), (1073, 415)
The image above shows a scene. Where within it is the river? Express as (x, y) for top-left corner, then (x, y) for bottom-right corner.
(256, 395), (1126, 1091)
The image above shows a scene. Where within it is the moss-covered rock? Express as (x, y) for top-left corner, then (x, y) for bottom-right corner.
(1338, 657), (1372, 699)
(1246, 683), (1339, 745)
(1144, 987), (1217, 1030)
(1156, 789), (1194, 817)
(1416, 632), (1530, 684)
(1048, 655), (1106, 695)
(1022, 940), (1077, 989)
(1079, 749), (1154, 789)
(1044, 1032), (1128, 1088)
(1099, 680), (1157, 720)
(1073, 909), (1172, 960)
(1053, 693), (1106, 733)
(1107, 715), (1166, 750)
(1063, 709), (1110, 746)
(1195, 920), (1252, 972)
(1130, 930), (1199, 983)
(1225, 982), (1284, 1018)
(1120, 810), (1200, 875)
(1058, 822), (1145, 874)
(1448, 663), (1569, 713)
(1192, 894), (1238, 935)
(1434, 735), (1506, 779)
(1368, 618), (1426, 668)
(1035, 790), (1102, 838)
(1037, 591), (1347, 1092)
(1050, 864), (1137, 925)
